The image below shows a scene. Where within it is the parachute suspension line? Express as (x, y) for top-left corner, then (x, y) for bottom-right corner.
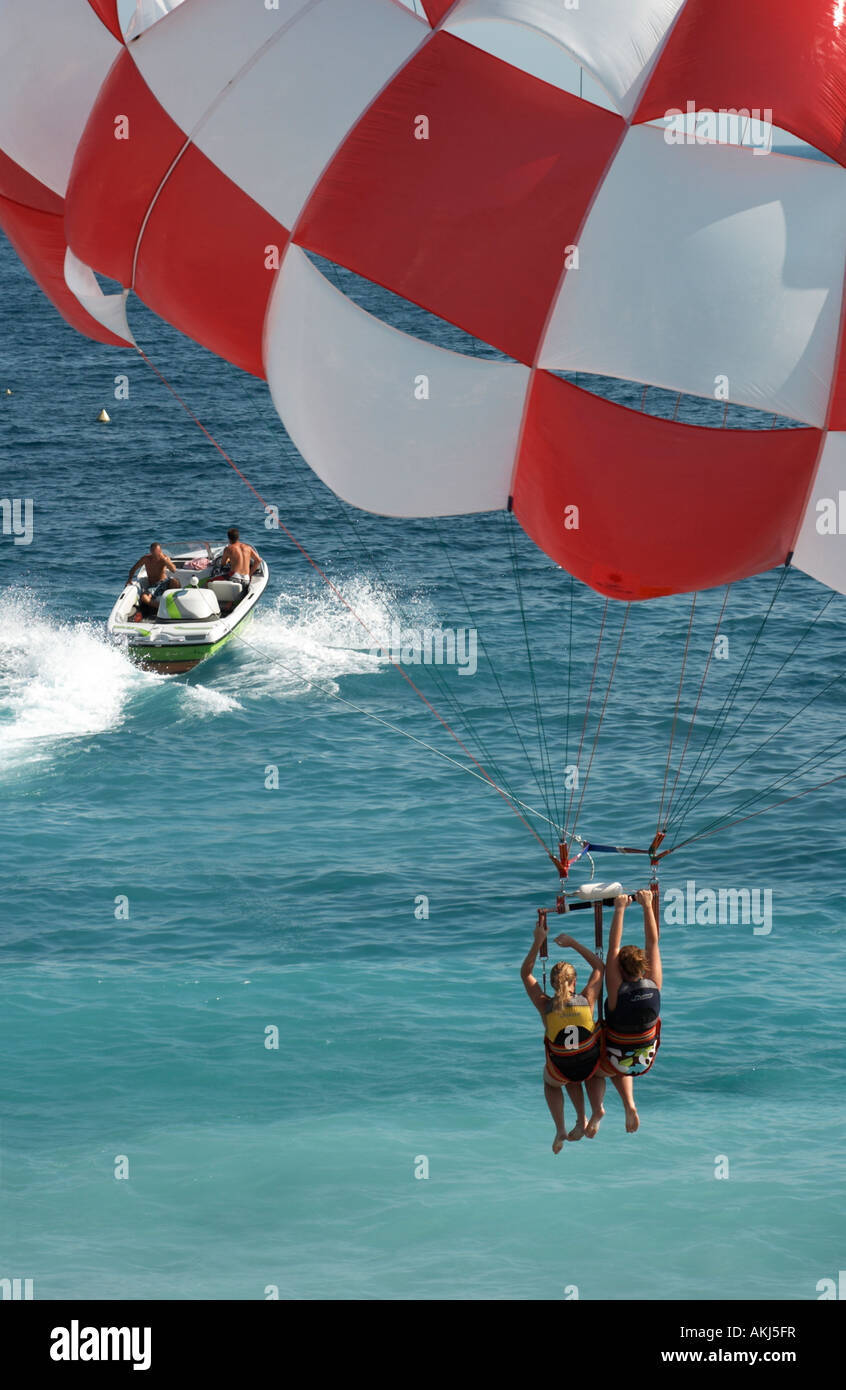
(665, 586), (838, 840)
(506, 515), (562, 834)
(656, 585), (733, 843)
(429, 519), (553, 824)
(654, 592), (698, 840)
(136, 347), (555, 862)
(232, 630), (564, 835)
(567, 603), (630, 849)
(660, 763), (846, 860)
(563, 599), (609, 842)
(665, 662), (846, 850)
(662, 565), (790, 841)
(664, 565), (793, 842)
(505, 516), (559, 828)
(661, 585), (732, 827)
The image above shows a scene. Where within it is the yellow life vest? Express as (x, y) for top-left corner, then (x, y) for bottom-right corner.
(544, 993), (601, 1083)
(545, 995), (596, 1042)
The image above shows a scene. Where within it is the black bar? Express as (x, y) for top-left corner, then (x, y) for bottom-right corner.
(0, 1299), (837, 1375)
(555, 895), (630, 912)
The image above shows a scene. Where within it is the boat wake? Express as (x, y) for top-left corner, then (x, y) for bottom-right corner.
(0, 588), (155, 771)
(178, 684), (243, 717)
(0, 578), (440, 766)
(211, 577), (439, 699)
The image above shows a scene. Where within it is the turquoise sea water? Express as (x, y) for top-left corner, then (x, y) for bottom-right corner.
(1, 232), (845, 1302)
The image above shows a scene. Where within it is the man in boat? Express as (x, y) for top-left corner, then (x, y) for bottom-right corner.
(127, 543), (180, 613)
(598, 889), (662, 1133)
(216, 527), (262, 592)
(521, 921), (606, 1152)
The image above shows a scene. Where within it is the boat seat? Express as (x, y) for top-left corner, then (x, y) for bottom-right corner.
(174, 566), (212, 585)
(209, 579), (244, 605)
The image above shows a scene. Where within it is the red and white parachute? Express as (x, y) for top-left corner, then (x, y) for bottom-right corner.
(3, 0), (846, 603)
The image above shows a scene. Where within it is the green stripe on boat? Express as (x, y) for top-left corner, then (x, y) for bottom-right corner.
(129, 607), (255, 667)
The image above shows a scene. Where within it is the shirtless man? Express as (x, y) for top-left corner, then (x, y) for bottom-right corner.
(128, 543), (180, 612)
(217, 528), (261, 590)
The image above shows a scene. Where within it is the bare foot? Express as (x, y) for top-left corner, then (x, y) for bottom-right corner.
(552, 1130), (567, 1154)
(625, 1106), (640, 1133)
(585, 1105), (605, 1138)
(567, 1119), (586, 1142)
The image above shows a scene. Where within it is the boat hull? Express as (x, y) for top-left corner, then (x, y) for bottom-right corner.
(128, 606), (256, 673)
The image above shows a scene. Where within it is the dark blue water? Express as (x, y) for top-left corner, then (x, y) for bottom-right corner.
(1, 230), (845, 1301)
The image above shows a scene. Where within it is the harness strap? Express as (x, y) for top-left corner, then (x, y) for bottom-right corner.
(545, 1031), (602, 1059)
(605, 1021), (661, 1046)
(544, 1035), (603, 1084)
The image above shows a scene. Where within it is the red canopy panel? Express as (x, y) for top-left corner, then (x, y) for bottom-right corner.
(512, 372), (821, 600)
(0, 195), (129, 347)
(66, 49), (186, 285)
(634, 0), (846, 168)
(66, 48), (287, 376)
(87, 0), (123, 43)
(134, 142), (289, 378)
(0, 148), (63, 215)
(421, 0), (456, 23)
(295, 31), (623, 366)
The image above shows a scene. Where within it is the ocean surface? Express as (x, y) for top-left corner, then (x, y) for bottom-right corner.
(1, 230), (845, 1302)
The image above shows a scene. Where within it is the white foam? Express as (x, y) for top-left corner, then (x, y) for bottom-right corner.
(221, 576), (439, 697)
(0, 589), (154, 768)
(179, 684), (242, 717)
(0, 578), (442, 764)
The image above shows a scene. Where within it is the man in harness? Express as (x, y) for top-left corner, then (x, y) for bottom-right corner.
(599, 889), (663, 1133)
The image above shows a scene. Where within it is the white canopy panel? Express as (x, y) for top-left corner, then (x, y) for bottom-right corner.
(792, 433), (846, 596)
(129, 0), (424, 229)
(444, 0), (684, 117)
(127, 0), (293, 123)
(0, 0), (120, 196)
(124, 0), (187, 41)
(264, 247), (529, 517)
(63, 248), (136, 346)
(540, 126), (846, 427)
(444, 15), (614, 111)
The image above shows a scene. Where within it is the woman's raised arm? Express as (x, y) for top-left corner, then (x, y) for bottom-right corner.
(604, 895), (631, 1011)
(520, 919), (548, 1013)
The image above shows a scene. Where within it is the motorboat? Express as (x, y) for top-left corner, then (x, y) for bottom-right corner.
(107, 541), (268, 674)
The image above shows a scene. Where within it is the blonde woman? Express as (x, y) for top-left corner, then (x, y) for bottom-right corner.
(521, 921), (605, 1152)
(600, 890), (663, 1133)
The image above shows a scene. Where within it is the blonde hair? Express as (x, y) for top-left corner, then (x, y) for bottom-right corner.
(618, 944), (647, 980)
(550, 960), (577, 1008)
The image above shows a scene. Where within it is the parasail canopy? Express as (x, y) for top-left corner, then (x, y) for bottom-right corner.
(2, 0), (846, 602)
